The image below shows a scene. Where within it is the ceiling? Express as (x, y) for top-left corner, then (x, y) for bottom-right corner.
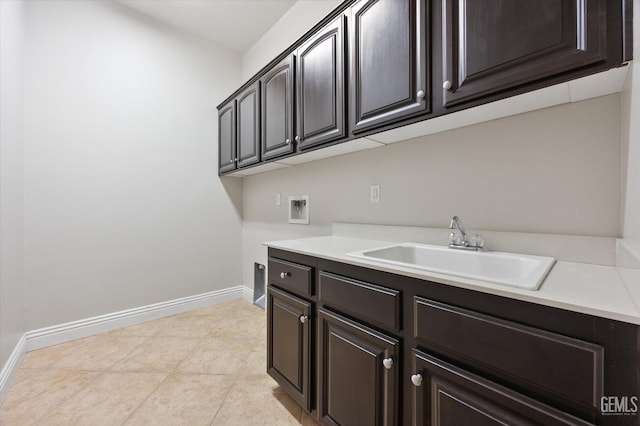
(117, 0), (298, 54)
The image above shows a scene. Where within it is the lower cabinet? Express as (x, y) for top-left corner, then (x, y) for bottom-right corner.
(411, 349), (593, 426)
(266, 285), (312, 411)
(265, 248), (640, 425)
(318, 308), (399, 426)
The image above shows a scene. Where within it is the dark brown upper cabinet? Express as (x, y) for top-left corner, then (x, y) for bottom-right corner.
(260, 55), (295, 160)
(442, 0), (608, 107)
(349, 0), (430, 134)
(218, 101), (236, 174)
(219, 0), (628, 175)
(296, 16), (347, 150)
(236, 82), (260, 168)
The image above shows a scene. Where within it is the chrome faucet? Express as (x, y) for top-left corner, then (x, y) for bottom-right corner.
(448, 216), (483, 251)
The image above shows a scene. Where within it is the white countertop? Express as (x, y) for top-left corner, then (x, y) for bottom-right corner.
(265, 236), (640, 325)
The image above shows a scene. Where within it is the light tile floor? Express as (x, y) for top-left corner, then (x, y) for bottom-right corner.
(0, 299), (319, 425)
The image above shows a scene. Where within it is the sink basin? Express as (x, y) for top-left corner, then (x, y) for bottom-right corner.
(347, 243), (555, 290)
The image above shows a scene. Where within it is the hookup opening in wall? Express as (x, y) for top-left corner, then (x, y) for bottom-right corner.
(288, 195), (310, 225)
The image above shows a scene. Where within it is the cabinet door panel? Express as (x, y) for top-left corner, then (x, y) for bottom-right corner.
(236, 82), (260, 168)
(411, 349), (593, 426)
(442, 0), (607, 107)
(413, 297), (603, 414)
(261, 56), (295, 160)
(267, 285), (311, 411)
(350, 0), (429, 133)
(297, 16), (346, 150)
(319, 308), (399, 426)
(218, 102), (236, 174)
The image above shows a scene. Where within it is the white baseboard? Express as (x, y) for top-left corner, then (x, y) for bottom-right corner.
(0, 285), (255, 404)
(0, 334), (26, 405)
(242, 285), (253, 303)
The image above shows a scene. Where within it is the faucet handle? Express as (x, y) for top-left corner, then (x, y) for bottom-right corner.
(449, 231), (461, 245)
(469, 233), (484, 248)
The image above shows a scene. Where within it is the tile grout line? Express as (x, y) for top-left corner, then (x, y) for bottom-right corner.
(208, 311), (265, 425)
(29, 370), (108, 424)
(207, 373), (240, 426)
(118, 371), (172, 425)
(2, 300), (272, 424)
(116, 314), (215, 425)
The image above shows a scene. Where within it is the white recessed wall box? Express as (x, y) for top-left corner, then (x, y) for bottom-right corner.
(288, 195), (310, 225)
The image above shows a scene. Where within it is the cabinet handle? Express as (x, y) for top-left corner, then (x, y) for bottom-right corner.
(295, 136), (300, 142)
(411, 373), (423, 387)
(382, 357), (394, 369)
(443, 80), (452, 90)
(299, 315), (308, 324)
(285, 139), (291, 145)
(416, 90), (425, 99)
(280, 272), (290, 279)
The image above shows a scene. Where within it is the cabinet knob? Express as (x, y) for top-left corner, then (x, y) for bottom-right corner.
(234, 158), (238, 162)
(299, 315), (308, 324)
(443, 80), (453, 90)
(411, 373), (423, 387)
(295, 136), (300, 142)
(285, 139), (291, 145)
(416, 90), (425, 99)
(382, 357), (394, 370)
(228, 160), (234, 164)
(280, 272), (290, 279)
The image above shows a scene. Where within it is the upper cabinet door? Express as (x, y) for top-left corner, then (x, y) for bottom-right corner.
(260, 55), (295, 160)
(296, 16), (347, 150)
(442, 0), (607, 107)
(349, 0), (430, 134)
(218, 101), (236, 174)
(236, 82), (260, 168)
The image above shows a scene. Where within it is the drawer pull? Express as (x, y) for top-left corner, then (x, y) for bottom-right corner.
(411, 373), (423, 386)
(280, 272), (290, 279)
(299, 315), (308, 324)
(382, 357), (394, 369)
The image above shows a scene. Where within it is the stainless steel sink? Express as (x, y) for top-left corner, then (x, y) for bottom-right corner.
(347, 243), (555, 290)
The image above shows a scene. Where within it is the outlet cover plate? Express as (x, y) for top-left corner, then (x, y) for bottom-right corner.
(370, 185), (380, 203)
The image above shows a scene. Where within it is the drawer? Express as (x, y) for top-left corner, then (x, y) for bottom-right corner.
(268, 257), (313, 297)
(414, 297), (603, 413)
(319, 271), (401, 331)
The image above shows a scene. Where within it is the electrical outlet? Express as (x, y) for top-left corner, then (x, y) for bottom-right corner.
(370, 185), (380, 203)
(275, 193), (281, 206)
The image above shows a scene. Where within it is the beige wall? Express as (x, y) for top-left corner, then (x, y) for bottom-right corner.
(241, 95), (622, 284)
(621, 0), (640, 258)
(244, 95), (621, 234)
(23, 0), (244, 330)
(0, 0), (26, 370)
